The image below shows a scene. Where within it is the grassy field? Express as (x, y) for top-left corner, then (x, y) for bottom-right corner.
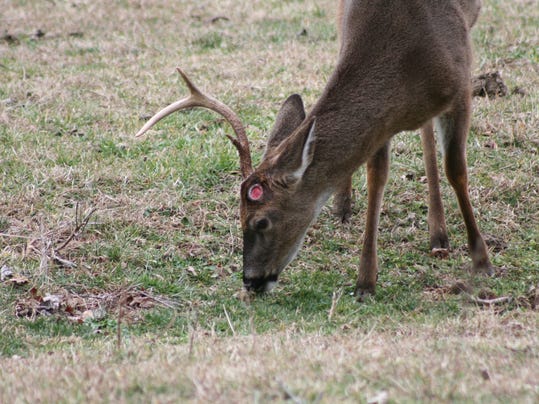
(1, 0), (538, 402)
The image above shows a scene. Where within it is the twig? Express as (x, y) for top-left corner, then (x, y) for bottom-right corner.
(0, 233), (32, 239)
(139, 290), (178, 309)
(188, 311), (199, 358)
(278, 381), (304, 404)
(464, 293), (512, 306)
(117, 288), (126, 351)
(51, 251), (77, 268)
(209, 15), (230, 24)
(223, 304), (236, 336)
(249, 313), (257, 353)
(55, 206), (97, 253)
(328, 288), (343, 321)
(358, 322), (378, 345)
(39, 236), (51, 279)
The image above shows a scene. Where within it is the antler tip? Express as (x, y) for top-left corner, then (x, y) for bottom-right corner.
(176, 67), (200, 95)
(135, 122), (152, 137)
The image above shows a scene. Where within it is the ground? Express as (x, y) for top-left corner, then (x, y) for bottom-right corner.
(0, 0), (537, 402)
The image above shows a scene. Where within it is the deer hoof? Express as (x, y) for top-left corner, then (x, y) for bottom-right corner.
(473, 263), (495, 277)
(430, 247), (449, 259)
(332, 200), (352, 224)
(354, 286), (375, 302)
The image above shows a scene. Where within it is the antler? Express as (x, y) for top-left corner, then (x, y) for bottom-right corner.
(135, 68), (253, 178)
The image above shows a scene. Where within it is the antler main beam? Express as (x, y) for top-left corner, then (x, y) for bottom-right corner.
(136, 68), (253, 178)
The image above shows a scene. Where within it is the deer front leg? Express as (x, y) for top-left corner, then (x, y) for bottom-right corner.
(436, 100), (493, 275)
(332, 176), (353, 223)
(355, 142), (390, 298)
(420, 121), (449, 257)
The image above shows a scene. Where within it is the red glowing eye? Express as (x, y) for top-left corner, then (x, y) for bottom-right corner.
(248, 184), (264, 201)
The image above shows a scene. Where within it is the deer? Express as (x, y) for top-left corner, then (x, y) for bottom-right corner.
(136, 0), (493, 299)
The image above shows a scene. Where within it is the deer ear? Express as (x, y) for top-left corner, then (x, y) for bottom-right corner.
(264, 94), (306, 157)
(270, 118), (317, 185)
(291, 118), (316, 181)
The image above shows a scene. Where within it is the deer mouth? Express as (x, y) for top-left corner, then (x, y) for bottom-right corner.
(243, 274), (279, 293)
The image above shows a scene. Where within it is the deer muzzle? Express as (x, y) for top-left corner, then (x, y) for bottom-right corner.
(243, 273), (279, 293)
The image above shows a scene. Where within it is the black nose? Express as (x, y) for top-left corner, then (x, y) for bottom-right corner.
(243, 277), (268, 293)
(243, 274), (278, 293)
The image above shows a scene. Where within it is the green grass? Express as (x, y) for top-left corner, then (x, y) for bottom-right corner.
(0, 0), (538, 402)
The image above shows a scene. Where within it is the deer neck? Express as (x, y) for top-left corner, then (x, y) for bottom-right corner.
(300, 69), (389, 195)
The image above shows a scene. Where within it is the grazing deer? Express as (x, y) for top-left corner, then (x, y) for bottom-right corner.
(136, 0), (493, 298)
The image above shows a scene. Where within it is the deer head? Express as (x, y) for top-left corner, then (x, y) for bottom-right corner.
(136, 68), (322, 293)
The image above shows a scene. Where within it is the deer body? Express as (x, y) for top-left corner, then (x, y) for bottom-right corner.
(312, 1), (474, 175)
(137, 0), (492, 298)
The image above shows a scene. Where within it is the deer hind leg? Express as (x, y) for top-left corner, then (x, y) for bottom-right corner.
(420, 121), (449, 257)
(355, 142), (390, 298)
(332, 177), (353, 223)
(436, 101), (493, 275)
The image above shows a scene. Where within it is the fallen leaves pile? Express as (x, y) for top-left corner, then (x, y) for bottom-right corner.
(1, 266), (175, 325)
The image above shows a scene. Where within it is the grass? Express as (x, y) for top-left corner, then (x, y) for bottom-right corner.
(1, 311), (537, 402)
(1, 0), (538, 402)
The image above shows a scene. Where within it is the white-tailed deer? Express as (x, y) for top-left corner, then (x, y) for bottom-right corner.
(136, 0), (493, 298)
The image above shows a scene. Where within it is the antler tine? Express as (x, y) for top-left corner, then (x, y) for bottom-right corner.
(135, 67), (253, 178)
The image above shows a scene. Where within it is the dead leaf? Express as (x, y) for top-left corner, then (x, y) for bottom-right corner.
(449, 281), (473, 295)
(82, 310), (95, 321)
(5, 274), (30, 286)
(368, 391), (389, 404)
(128, 295), (155, 309)
(472, 71), (508, 98)
(29, 286), (42, 300)
(484, 139), (498, 149)
(1, 265), (13, 281)
(1, 32), (19, 45)
(209, 15), (230, 24)
(92, 307), (107, 320)
(67, 315), (84, 324)
(39, 294), (63, 312)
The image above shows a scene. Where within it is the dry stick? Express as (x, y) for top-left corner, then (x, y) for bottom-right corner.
(188, 326), (196, 358)
(52, 206), (97, 268)
(51, 252), (76, 268)
(0, 233), (32, 239)
(278, 381), (304, 404)
(328, 288), (343, 321)
(39, 234), (51, 280)
(55, 206), (97, 253)
(223, 304), (236, 336)
(249, 313), (256, 353)
(188, 311), (199, 359)
(139, 290), (178, 309)
(117, 288), (126, 351)
(358, 322), (378, 346)
(464, 293), (512, 306)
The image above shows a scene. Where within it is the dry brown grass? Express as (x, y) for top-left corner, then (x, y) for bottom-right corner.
(1, 310), (537, 402)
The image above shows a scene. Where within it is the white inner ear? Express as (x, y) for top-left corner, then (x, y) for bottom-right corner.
(291, 121), (316, 181)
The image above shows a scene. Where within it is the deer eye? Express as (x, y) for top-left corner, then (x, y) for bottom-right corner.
(254, 217), (271, 231)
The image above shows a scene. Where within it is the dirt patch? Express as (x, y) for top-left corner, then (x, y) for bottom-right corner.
(472, 71), (508, 98)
